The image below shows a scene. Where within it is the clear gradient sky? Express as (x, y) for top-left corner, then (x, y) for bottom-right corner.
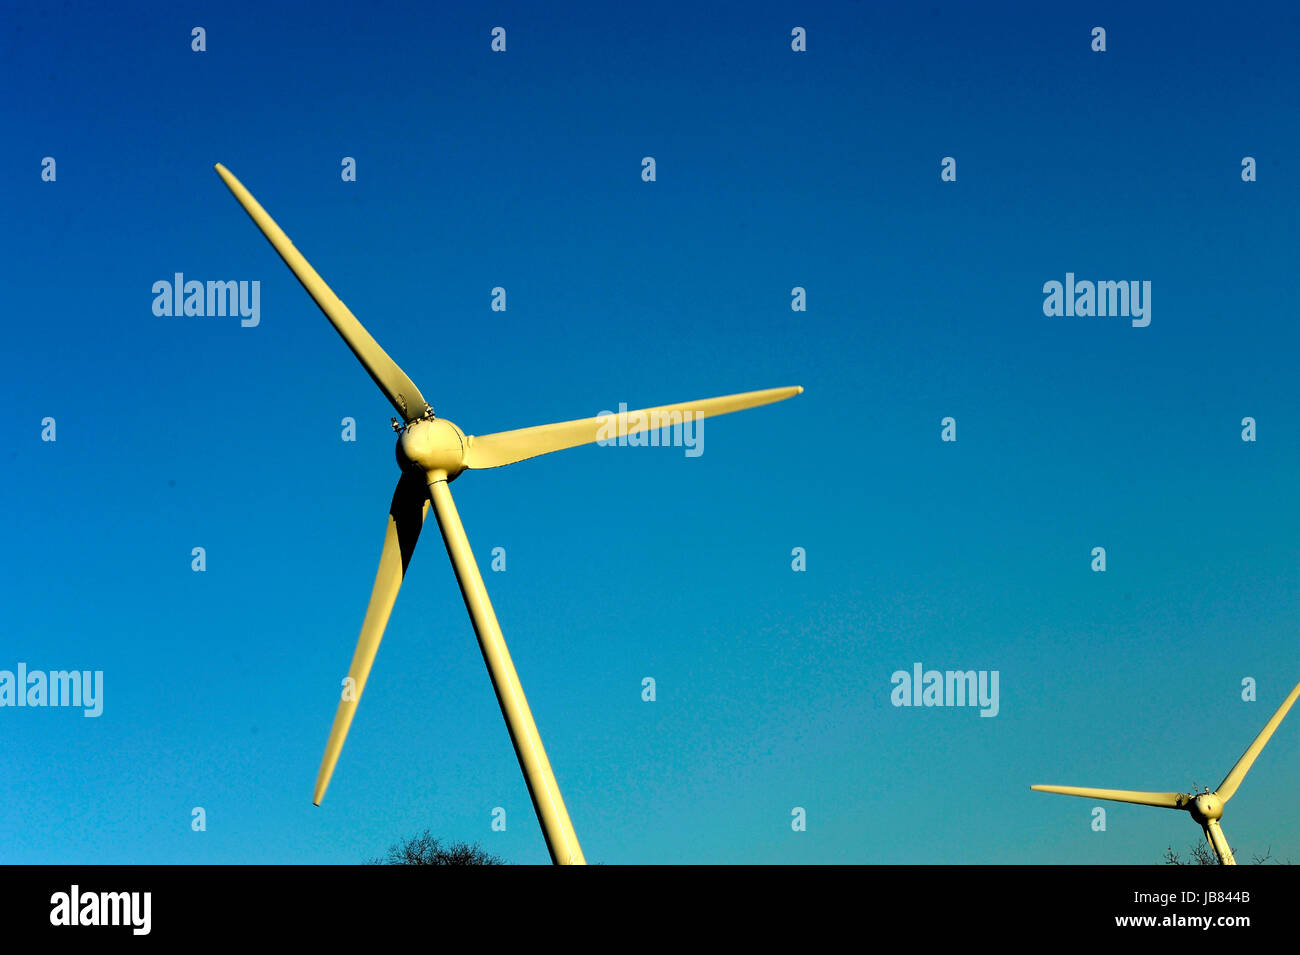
(2, 1), (1299, 864)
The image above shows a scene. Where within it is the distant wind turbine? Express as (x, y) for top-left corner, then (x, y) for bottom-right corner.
(214, 163), (803, 865)
(1033, 676), (1300, 864)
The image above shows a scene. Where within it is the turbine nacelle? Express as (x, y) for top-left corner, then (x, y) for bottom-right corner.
(397, 417), (468, 480)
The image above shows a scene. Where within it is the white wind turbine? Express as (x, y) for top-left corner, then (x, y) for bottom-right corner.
(214, 163), (803, 865)
(1033, 676), (1300, 864)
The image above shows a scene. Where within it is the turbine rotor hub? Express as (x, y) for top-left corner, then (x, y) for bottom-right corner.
(397, 417), (466, 479)
(1190, 793), (1223, 823)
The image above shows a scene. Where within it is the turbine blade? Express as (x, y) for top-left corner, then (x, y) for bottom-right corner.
(1031, 784), (1185, 809)
(313, 471), (429, 805)
(1215, 676), (1300, 803)
(213, 163), (429, 422)
(464, 386), (803, 470)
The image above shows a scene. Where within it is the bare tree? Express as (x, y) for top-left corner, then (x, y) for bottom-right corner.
(1162, 841), (1220, 865)
(1249, 846), (1293, 865)
(1162, 841), (1292, 865)
(368, 829), (506, 866)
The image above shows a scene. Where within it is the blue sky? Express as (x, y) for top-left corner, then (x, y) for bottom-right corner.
(2, 1), (1298, 864)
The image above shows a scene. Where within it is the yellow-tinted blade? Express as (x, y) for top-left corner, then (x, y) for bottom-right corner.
(1215, 676), (1300, 803)
(465, 385), (803, 470)
(313, 472), (429, 805)
(1031, 784), (1185, 809)
(214, 163), (429, 422)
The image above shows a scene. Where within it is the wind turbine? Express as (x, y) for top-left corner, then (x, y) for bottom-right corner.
(213, 163), (802, 865)
(1032, 676), (1300, 864)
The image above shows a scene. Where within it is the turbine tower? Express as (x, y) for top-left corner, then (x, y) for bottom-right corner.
(1033, 676), (1300, 864)
(214, 163), (803, 865)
